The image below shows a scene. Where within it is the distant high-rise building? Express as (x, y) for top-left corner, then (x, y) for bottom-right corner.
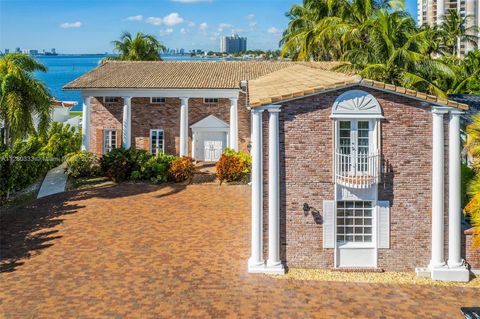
(4, 49), (9, 54)
(417, 0), (479, 55)
(220, 34), (247, 53)
(15, 47), (21, 53)
(51, 48), (56, 54)
(29, 49), (39, 55)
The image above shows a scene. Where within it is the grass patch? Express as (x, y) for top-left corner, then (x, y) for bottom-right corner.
(269, 268), (480, 288)
(66, 176), (113, 191)
(69, 111), (82, 117)
(0, 190), (38, 209)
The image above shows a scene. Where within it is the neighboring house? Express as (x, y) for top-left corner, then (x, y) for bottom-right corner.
(65, 61), (476, 282)
(50, 99), (81, 130)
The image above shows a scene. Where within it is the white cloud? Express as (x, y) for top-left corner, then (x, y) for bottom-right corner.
(126, 15), (143, 21)
(171, 0), (212, 3)
(246, 14), (255, 20)
(267, 27), (281, 34)
(218, 23), (232, 32)
(146, 13), (184, 26)
(146, 17), (163, 25)
(249, 21), (257, 28)
(60, 21), (82, 28)
(163, 12), (184, 26)
(180, 28), (187, 34)
(199, 22), (208, 31)
(159, 28), (174, 36)
(187, 21), (196, 27)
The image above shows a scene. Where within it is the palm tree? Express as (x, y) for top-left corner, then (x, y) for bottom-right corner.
(0, 53), (51, 147)
(106, 31), (166, 61)
(451, 49), (480, 94)
(465, 113), (480, 247)
(439, 10), (479, 56)
(337, 10), (454, 96)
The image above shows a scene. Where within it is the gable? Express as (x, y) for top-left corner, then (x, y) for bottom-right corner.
(191, 115), (229, 129)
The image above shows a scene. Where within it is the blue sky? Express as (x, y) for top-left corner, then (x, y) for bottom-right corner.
(0, 0), (418, 54)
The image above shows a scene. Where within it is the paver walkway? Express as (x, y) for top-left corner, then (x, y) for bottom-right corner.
(36, 162), (68, 198)
(1, 183), (479, 318)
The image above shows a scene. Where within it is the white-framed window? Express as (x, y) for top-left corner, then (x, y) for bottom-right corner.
(150, 129), (164, 155)
(336, 201), (373, 243)
(338, 120), (372, 174)
(103, 129), (117, 154)
(151, 97), (166, 104)
(104, 97), (119, 103)
(203, 98), (219, 104)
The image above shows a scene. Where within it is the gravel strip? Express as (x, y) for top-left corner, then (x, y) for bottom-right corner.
(268, 269), (480, 288)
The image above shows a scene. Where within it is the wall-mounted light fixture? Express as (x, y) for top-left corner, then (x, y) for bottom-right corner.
(303, 203), (311, 216)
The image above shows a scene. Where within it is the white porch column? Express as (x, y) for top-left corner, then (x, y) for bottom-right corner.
(122, 96), (132, 149)
(430, 108), (447, 269)
(180, 97), (189, 156)
(248, 108), (265, 272)
(229, 98), (238, 151)
(266, 106), (285, 274)
(448, 111), (464, 268)
(81, 96), (90, 151)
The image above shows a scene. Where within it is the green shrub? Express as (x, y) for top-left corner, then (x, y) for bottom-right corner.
(216, 148), (252, 184)
(100, 147), (153, 183)
(168, 156), (195, 183)
(0, 123), (81, 199)
(132, 153), (177, 183)
(66, 151), (100, 178)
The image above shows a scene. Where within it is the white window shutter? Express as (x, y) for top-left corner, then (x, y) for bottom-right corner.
(323, 200), (335, 248)
(378, 201), (390, 249)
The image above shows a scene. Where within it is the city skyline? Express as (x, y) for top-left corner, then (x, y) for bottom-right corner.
(0, 0), (418, 54)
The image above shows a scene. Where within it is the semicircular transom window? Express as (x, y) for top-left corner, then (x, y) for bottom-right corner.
(332, 90), (383, 118)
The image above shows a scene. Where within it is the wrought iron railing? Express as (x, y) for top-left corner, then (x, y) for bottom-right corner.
(335, 150), (380, 188)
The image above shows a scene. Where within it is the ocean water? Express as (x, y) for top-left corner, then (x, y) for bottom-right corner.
(34, 54), (224, 112)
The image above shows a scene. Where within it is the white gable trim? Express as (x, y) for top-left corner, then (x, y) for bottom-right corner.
(331, 89), (383, 118)
(191, 114), (229, 132)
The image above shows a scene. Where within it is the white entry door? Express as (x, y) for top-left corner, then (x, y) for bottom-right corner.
(204, 140), (223, 161)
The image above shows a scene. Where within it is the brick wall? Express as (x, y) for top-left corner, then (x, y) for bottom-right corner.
(465, 228), (480, 269)
(261, 85), (447, 271)
(89, 93), (250, 156)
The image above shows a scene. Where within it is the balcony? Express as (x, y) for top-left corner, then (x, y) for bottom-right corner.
(335, 150), (381, 189)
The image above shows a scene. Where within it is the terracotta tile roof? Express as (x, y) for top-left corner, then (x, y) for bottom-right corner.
(249, 72), (468, 110)
(63, 61), (340, 90)
(248, 65), (361, 107)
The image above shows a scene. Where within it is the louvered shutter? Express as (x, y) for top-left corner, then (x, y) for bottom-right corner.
(323, 200), (335, 248)
(378, 201), (390, 249)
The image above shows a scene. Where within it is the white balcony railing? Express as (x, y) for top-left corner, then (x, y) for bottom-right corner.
(335, 150), (380, 188)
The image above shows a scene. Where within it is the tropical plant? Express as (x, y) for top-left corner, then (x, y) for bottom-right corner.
(216, 148), (252, 184)
(0, 53), (51, 146)
(438, 10), (479, 56)
(66, 151), (100, 178)
(131, 153), (177, 183)
(465, 113), (480, 248)
(168, 156), (195, 183)
(105, 31), (166, 62)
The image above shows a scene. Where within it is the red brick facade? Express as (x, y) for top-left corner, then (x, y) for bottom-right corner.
(88, 93), (250, 157)
(261, 85), (457, 271)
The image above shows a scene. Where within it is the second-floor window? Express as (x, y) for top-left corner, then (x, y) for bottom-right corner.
(203, 98), (219, 104)
(338, 120), (372, 174)
(151, 97), (166, 104)
(104, 97), (119, 103)
(103, 129), (117, 154)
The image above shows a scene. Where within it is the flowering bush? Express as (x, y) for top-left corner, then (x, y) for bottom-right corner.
(66, 151), (100, 177)
(168, 156), (195, 183)
(216, 148), (252, 184)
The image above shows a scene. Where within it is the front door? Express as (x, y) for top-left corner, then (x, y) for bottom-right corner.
(204, 140), (223, 161)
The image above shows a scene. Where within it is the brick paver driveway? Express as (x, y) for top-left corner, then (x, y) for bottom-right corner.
(1, 183), (479, 318)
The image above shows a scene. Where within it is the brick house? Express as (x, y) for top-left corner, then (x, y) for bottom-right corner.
(65, 61), (474, 282)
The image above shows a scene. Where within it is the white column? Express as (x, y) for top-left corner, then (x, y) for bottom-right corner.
(266, 106), (285, 274)
(229, 98), (238, 151)
(448, 111), (464, 268)
(81, 96), (90, 151)
(248, 108), (265, 272)
(430, 108), (447, 269)
(122, 96), (132, 149)
(180, 97), (189, 157)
